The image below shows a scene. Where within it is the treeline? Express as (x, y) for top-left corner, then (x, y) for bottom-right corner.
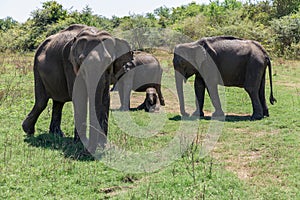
(0, 0), (299, 58)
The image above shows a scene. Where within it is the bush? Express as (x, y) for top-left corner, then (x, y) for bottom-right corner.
(271, 11), (300, 56)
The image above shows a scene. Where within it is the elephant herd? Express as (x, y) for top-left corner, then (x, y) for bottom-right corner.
(22, 24), (276, 152)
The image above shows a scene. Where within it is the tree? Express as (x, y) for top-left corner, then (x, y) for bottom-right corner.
(154, 6), (171, 27)
(30, 0), (67, 27)
(273, 0), (300, 17)
(0, 17), (18, 32)
(271, 11), (300, 56)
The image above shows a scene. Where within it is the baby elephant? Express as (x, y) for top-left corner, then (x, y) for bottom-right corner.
(112, 52), (165, 111)
(137, 87), (160, 112)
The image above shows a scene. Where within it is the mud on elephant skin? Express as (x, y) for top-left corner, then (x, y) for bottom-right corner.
(173, 36), (276, 120)
(111, 51), (165, 111)
(22, 24), (133, 151)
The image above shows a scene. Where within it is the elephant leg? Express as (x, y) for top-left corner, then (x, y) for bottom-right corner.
(259, 75), (269, 117)
(118, 80), (132, 111)
(245, 86), (263, 120)
(49, 100), (65, 137)
(22, 72), (49, 135)
(193, 75), (205, 117)
(156, 85), (165, 106)
(22, 98), (49, 135)
(206, 84), (224, 117)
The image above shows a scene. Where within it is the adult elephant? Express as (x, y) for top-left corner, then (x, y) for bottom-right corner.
(22, 24), (132, 152)
(173, 36), (276, 120)
(112, 52), (165, 111)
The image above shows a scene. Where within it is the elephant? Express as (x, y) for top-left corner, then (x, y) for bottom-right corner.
(111, 52), (165, 111)
(137, 87), (160, 112)
(22, 24), (133, 152)
(173, 36), (276, 120)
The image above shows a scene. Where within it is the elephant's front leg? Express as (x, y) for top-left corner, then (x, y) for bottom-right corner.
(206, 84), (224, 118)
(193, 75), (205, 117)
(118, 73), (134, 111)
(49, 100), (65, 137)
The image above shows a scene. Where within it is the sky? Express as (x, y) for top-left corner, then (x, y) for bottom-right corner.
(0, 0), (210, 23)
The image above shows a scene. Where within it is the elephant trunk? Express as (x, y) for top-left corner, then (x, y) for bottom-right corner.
(175, 70), (187, 116)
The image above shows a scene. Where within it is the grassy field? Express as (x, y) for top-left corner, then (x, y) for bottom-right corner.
(0, 51), (299, 199)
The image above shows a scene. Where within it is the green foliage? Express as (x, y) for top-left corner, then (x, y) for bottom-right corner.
(241, 1), (275, 25)
(273, 0), (300, 17)
(271, 11), (300, 58)
(0, 17), (18, 31)
(30, 0), (67, 27)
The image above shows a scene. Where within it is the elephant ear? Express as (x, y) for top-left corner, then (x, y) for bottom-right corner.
(198, 38), (217, 61)
(63, 38), (77, 72)
(114, 38), (132, 59)
(197, 39), (221, 86)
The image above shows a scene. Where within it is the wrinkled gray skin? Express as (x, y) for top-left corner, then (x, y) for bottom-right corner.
(112, 52), (165, 111)
(173, 36), (276, 120)
(22, 24), (133, 149)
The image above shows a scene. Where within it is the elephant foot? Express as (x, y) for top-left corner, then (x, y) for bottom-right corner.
(22, 121), (35, 136)
(250, 113), (263, 120)
(180, 111), (189, 117)
(263, 109), (269, 117)
(160, 100), (165, 106)
(119, 106), (130, 111)
(50, 127), (65, 137)
(212, 110), (225, 118)
(192, 110), (204, 118)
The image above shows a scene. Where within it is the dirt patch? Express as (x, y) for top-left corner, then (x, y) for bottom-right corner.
(226, 150), (262, 180)
(229, 127), (280, 137)
(110, 88), (182, 114)
(100, 185), (134, 197)
(277, 81), (300, 89)
(213, 148), (262, 180)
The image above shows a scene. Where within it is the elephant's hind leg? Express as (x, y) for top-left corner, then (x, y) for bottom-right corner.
(22, 99), (49, 135)
(49, 100), (65, 137)
(245, 86), (263, 120)
(259, 75), (269, 117)
(22, 71), (49, 135)
(245, 61), (265, 120)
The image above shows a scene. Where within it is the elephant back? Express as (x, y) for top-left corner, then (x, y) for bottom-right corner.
(131, 53), (162, 91)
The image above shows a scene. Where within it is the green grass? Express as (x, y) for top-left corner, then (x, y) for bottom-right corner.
(0, 52), (299, 199)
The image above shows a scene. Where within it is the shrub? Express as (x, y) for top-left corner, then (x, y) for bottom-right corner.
(271, 11), (300, 56)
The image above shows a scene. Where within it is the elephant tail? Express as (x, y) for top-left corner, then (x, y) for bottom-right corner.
(267, 57), (277, 105)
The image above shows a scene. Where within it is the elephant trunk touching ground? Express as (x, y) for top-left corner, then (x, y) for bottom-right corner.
(173, 36), (276, 120)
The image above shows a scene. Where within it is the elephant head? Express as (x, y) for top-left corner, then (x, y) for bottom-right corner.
(68, 29), (133, 77)
(66, 29), (132, 152)
(137, 87), (160, 112)
(145, 87), (160, 112)
(173, 41), (207, 116)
